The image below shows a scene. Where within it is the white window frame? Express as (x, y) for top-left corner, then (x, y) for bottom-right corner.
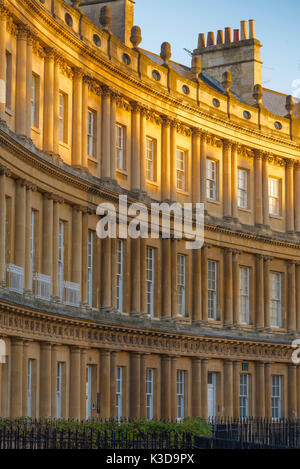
(31, 73), (39, 128)
(239, 266), (250, 324)
(88, 230), (93, 307)
(268, 178), (280, 216)
(239, 374), (249, 418)
(59, 92), (67, 143)
(87, 109), (96, 157)
(176, 149), (186, 191)
(208, 260), (217, 320)
(176, 370), (185, 421)
(271, 375), (282, 420)
(116, 240), (124, 312)
(270, 271), (282, 328)
(206, 159), (217, 200)
(116, 124), (125, 170)
(30, 210), (35, 291)
(116, 367), (123, 421)
(58, 221), (64, 301)
(146, 247), (155, 317)
(146, 137), (154, 181)
(146, 368), (154, 420)
(177, 254), (186, 316)
(237, 168), (248, 209)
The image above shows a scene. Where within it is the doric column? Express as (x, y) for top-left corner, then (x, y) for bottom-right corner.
(81, 210), (88, 306)
(130, 352), (141, 418)
(26, 32), (33, 138)
(262, 154), (269, 228)
(140, 107), (147, 192)
(42, 193), (54, 293)
(161, 356), (171, 420)
(201, 244), (209, 323)
(170, 357), (177, 420)
(231, 144), (238, 221)
(255, 361), (265, 417)
(131, 101), (141, 190)
(101, 86), (111, 178)
(254, 150), (263, 226)
(200, 132), (207, 213)
(201, 359), (208, 419)
(14, 179), (26, 270)
(296, 263), (300, 332)
(69, 347), (81, 419)
(51, 345), (58, 418)
(72, 68), (83, 167)
(80, 348), (87, 419)
(15, 26), (28, 136)
(286, 160), (295, 233)
(264, 257), (271, 329)
(232, 250), (240, 325)
(101, 237), (111, 308)
(170, 121), (177, 201)
(140, 354), (147, 418)
(53, 56), (60, 155)
(81, 76), (89, 168)
(110, 92), (117, 179)
(265, 363), (272, 418)
(297, 366), (300, 418)
(192, 129), (201, 205)
(0, 166), (10, 284)
(130, 238), (140, 314)
(288, 261), (297, 332)
(162, 239), (171, 318)
(0, 6), (7, 118)
(224, 360), (234, 417)
(25, 183), (35, 292)
(44, 48), (55, 153)
(52, 196), (63, 300)
(171, 239), (177, 318)
(255, 255), (264, 329)
(192, 358), (201, 418)
(100, 350), (110, 419)
(223, 140), (232, 220)
(162, 117), (171, 201)
(39, 342), (52, 418)
(192, 248), (201, 322)
(295, 163), (300, 233)
(233, 361), (241, 418)
(224, 248), (233, 326)
(22, 342), (29, 416)
(10, 339), (23, 417)
(110, 351), (117, 419)
(72, 206), (83, 297)
(288, 364), (297, 419)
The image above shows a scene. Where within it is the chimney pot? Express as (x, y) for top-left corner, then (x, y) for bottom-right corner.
(198, 33), (206, 49)
(225, 27), (231, 44)
(249, 19), (255, 39)
(217, 30), (224, 44)
(234, 29), (239, 42)
(240, 20), (247, 40)
(207, 32), (215, 47)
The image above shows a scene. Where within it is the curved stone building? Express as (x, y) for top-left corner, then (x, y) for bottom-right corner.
(0, 0), (299, 420)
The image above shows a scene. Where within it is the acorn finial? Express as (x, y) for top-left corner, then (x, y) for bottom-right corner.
(160, 42), (171, 65)
(222, 71), (232, 93)
(286, 95), (295, 115)
(253, 84), (263, 105)
(99, 6), (112, 30)
(130, 26), (142, 48)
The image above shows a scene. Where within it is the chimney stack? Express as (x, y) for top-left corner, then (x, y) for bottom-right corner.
(217, 30), (224, 45)
(207, 32), (215, 47)
(240, 20), (247, 40)
(234, 29), (239, 42)
(198, 33), (206, 49)
(224, 27), (231, 44)
(249, 19), (255, 39)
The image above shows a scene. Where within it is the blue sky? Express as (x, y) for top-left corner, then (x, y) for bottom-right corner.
(134, 0), (300, 96)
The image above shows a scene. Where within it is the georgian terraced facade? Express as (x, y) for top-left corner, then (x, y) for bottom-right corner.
(0, 0), (299, 421)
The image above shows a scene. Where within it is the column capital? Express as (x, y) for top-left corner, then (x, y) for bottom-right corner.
(192, 127), (201, 137)
(43, 47), (56, 61)
(0, 165), (11, 177)
(72, 67), (85, 79)
(285, 158), (295, 168)
(202, 242), (212, 249)
(16, 24), (30, 40)
(130, 100), (143, 113)
(223, 139), (232, 151)
(161, 116), (173, 127)
(72, 204), (88, 213)
(254, 149), (263, 160)
(25, 181), (37, 192)
(224, 247), (234, 254)
(101, 85), (111, 98)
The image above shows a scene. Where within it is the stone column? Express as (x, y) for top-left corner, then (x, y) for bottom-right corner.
(14, 179), (26, 270)
(223, 140), (232, 220)
(255, 362), (265, 417)
(286, 160), (295, 233)
(101, 86), (111, 178)
(288, 364), (297, 419)
(100, 350), (110, 419)
(162, 118), (171, 201)
(81, 210), (88, 306)
(231, 144), (238, 221)
(264, 257), (271, 329)
(224, 248), (233, 326)
(224, 360), (233, 417)
(161, 356), (171, 420)
(72, 206), (82, 297)
(101, 237), (111, 308)
(192, 248), (201, 322)
(72, 69), (83, 167)
(201, 359), (208, 419)
(25, 183), (33, 292)
(171, 239), (177, 318)
(288, 261), (296, 332)
(15, 26), (27, 136)
(0, 7), (7, 118)
(262, 154), (269, 228)
(110, 92), (117, 179)
(296, 264), (300, 332)
(10, 339), (23, 417)
(170, 357), (177, 421)
(140, 108), (147, 192)
(52, 197), (63, 300)
(201, 244), (209, 323)
(53, 57), (60, 155)
(81, 76), (89, 168)
(254, 151), (263, 227)
(162, 239), (171, 318)
(80, 349), (87, 419)
(0, 167), (10, 284)
(22, 342), (29, 417)
(51, 345), (58, 418)
(131, 102), (141, 190)
(110, 351), (117, 419)
(170, 122), (177, 201)
(192, 129), (201, 205)
(233, 361), (241, 418)
(39, 342), (52, 418)
(140, 354), (147, 419)
(26, 33), (33, 138)
(43, 194), (54, 293)
(255, 255), (264, 329)
(69, 347), (81, 420)
(44, 49), (55, 153)
(130, 352), (141, 418)
(192, 358), (201, 418)
(130, 238), (140, 314)
(200, 132), (207, 213)
(295, 163), (300, 233)
(232, 250), (240, 325)
(297, 366), (300, 418)
(265, 363), (272, 418)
